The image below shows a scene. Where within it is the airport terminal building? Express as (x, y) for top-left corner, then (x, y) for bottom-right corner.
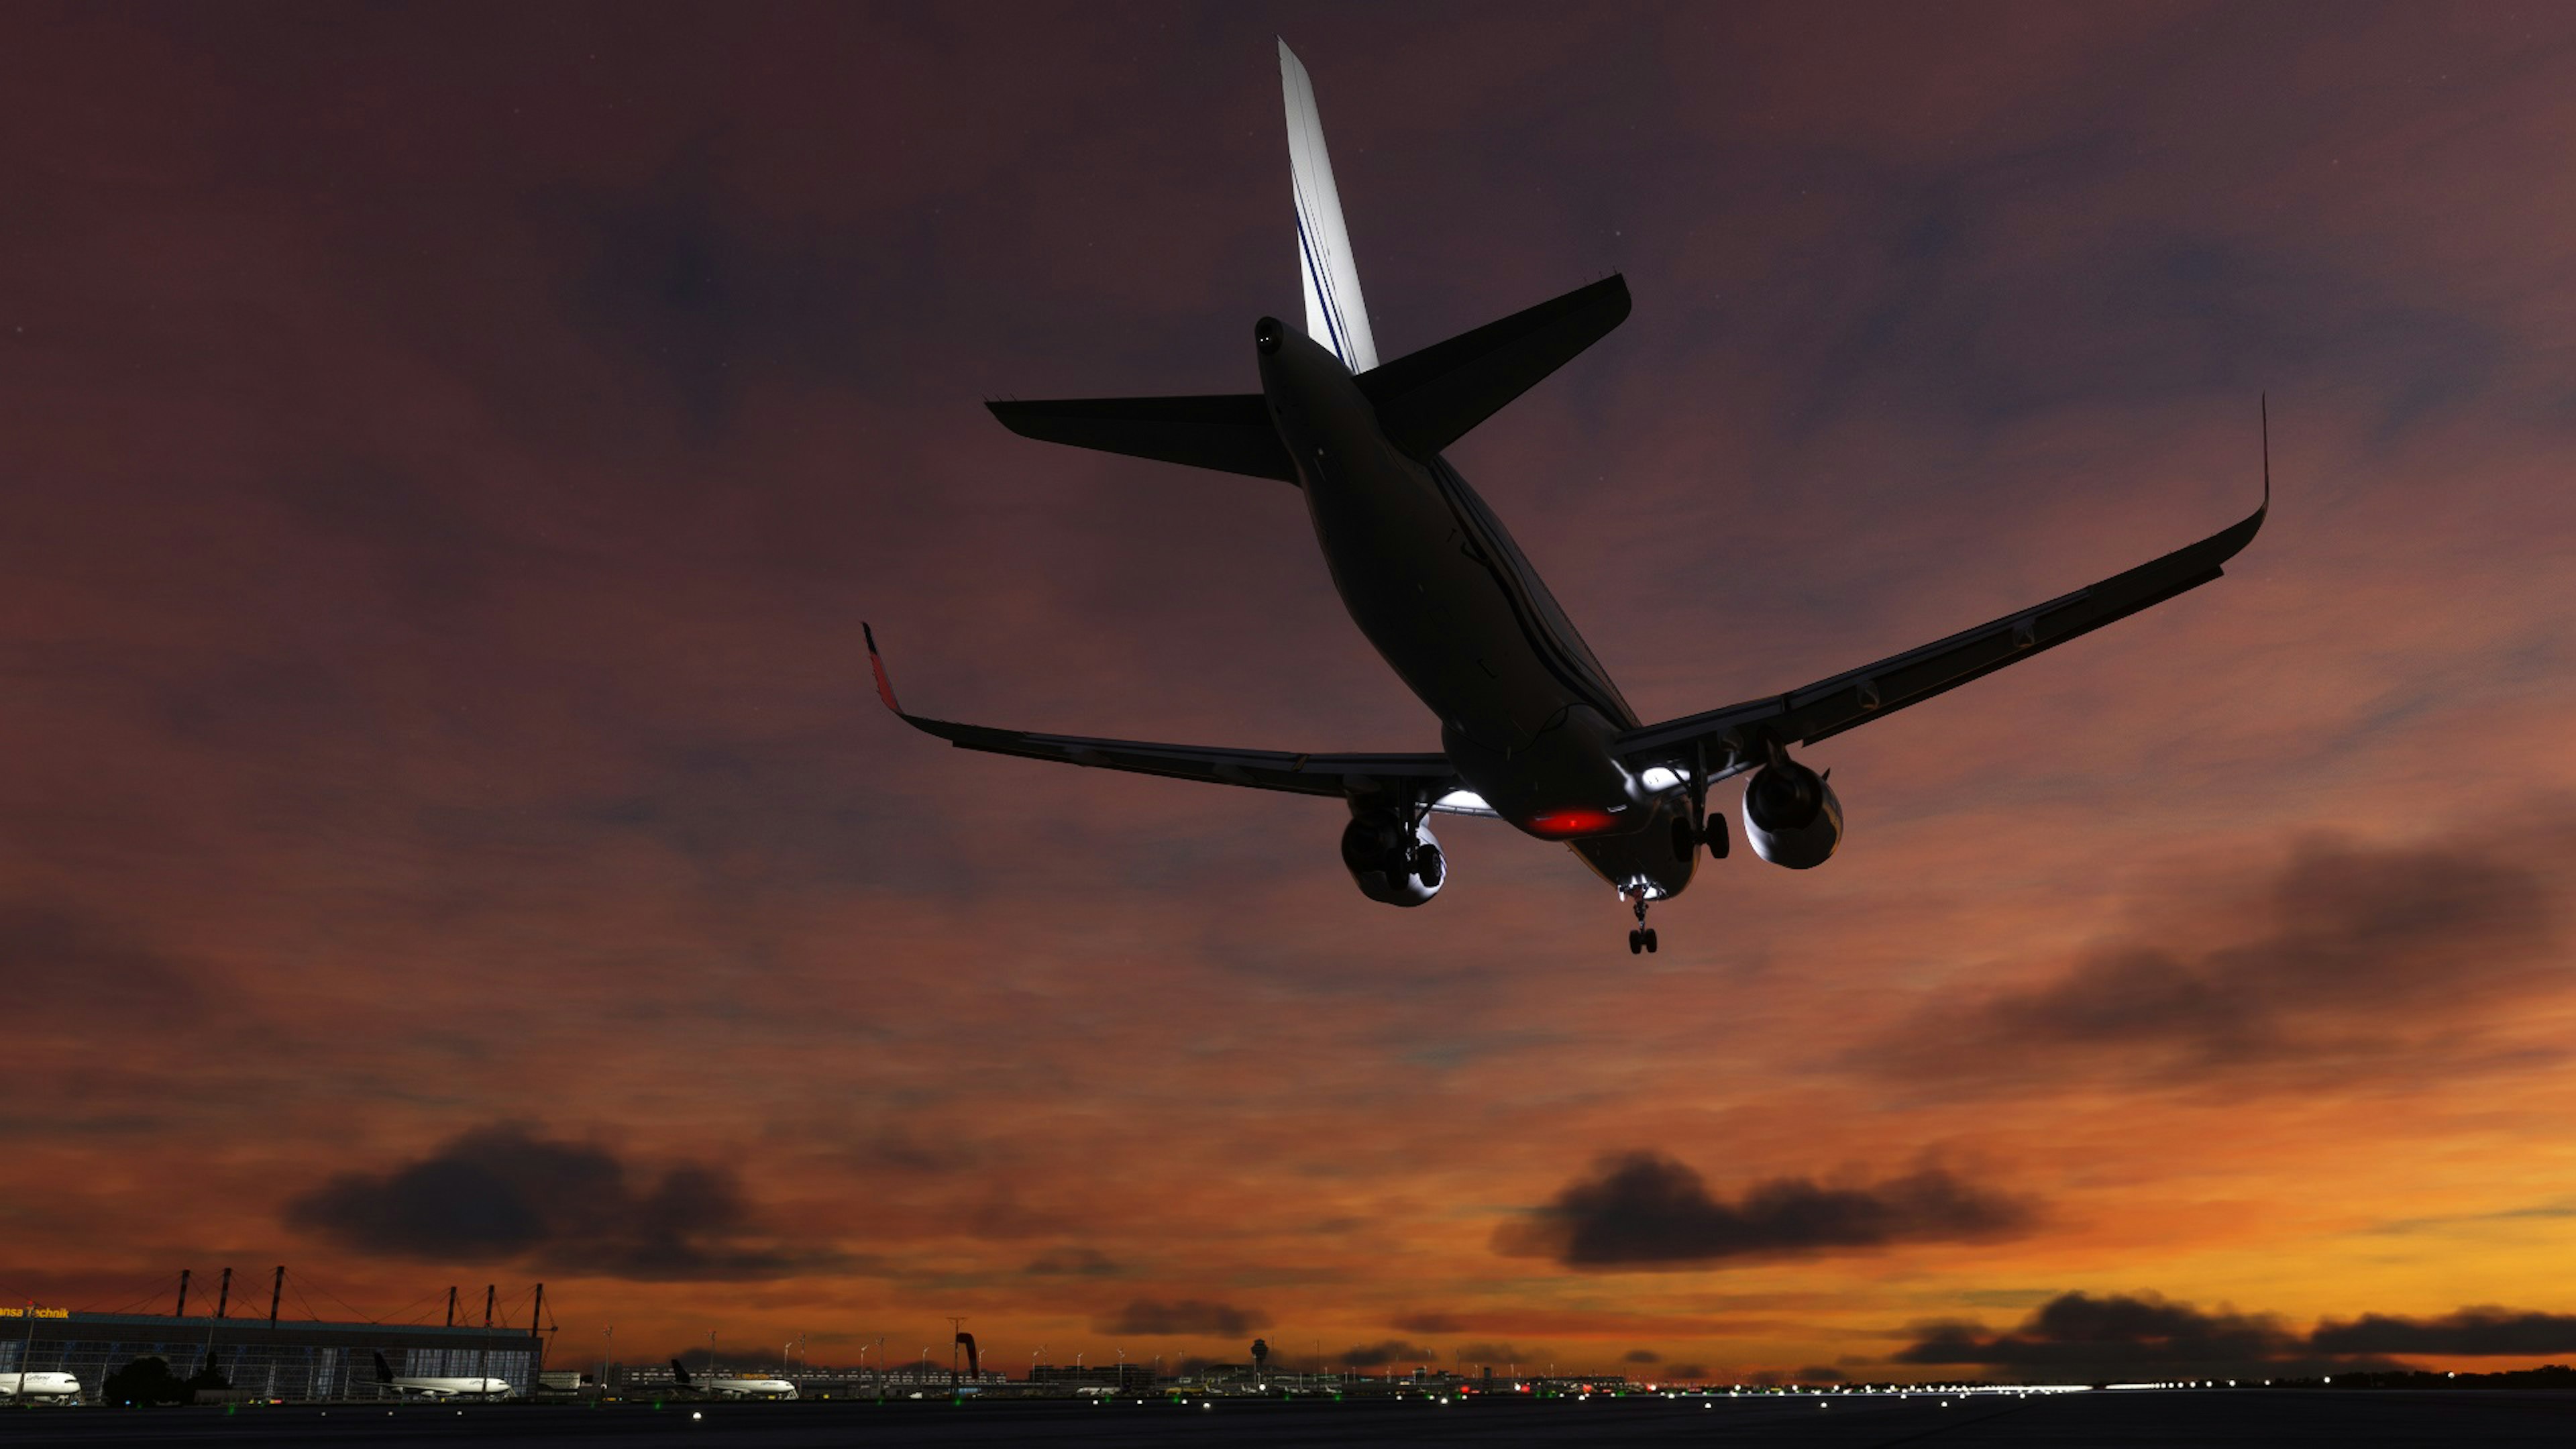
(1, 1307), (541, 1402)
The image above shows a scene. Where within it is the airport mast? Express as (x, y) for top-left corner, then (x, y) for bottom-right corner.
(476, 1284), (494, 1391)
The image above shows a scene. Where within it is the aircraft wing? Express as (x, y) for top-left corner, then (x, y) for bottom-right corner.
(1617, 480), (2268, 782)
(865, 626), (1487, 814)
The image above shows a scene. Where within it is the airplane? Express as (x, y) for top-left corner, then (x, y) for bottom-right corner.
(669, 1358), (798, 1400)
(0, 1371), (84, 1404)
(867, 40), (2267, 951)
(370, 1350), (513, 1400)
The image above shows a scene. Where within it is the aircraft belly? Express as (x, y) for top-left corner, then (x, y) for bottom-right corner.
(1570, 792), (1698, 900)
(1303, 449), (1568, 749)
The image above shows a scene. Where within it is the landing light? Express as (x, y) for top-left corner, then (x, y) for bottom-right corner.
(1639, 767), (1682, 792)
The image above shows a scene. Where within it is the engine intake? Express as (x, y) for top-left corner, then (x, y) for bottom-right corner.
(1742, 759), (1843, 869)
(1342, 808), (1443, 907)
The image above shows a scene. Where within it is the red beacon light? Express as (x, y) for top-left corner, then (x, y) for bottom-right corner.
(1527, 808), (1617, 838)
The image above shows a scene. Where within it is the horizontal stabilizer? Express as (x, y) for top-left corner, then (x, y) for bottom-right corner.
(1357, 274), (1631, 460)
(986, 394), (1297, 483)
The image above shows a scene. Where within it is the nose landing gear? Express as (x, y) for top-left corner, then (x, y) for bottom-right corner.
(1625, 894), (1658, 955)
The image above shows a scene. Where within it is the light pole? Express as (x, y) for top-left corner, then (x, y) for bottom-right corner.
(1032, 1344), (1044, 1383)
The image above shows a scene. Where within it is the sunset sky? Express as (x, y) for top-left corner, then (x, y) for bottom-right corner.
(6, 1), (2576, 1384)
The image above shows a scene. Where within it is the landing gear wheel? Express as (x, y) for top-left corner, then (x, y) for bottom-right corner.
(1705, 813), (1729, 860)
(1643, 928), (1658, 953)
(1627, 929), (1643, 955)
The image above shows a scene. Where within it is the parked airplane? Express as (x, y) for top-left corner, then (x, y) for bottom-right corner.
(370, 1351), (513, 1400)
(869, 40), (2266, 951)
(0, 1371), (84, 1403)
(669, 1359), (798, 1400)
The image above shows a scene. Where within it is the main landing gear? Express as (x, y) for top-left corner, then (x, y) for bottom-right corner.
(1626, 895), (1658, 955)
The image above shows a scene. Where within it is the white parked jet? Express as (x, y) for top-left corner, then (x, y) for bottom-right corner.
(370, 1351), (513, 1400)
(869, 40), (2265, 951)
(0, 1371), (83, 1403)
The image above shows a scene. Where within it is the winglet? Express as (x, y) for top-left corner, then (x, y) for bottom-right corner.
(862, 622), (904, 716)
(2259, 392), (2271, 511)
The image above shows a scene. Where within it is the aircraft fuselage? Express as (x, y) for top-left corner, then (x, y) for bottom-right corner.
(1256, 319), (1699, 902)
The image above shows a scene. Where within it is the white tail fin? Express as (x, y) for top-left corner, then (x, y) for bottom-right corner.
(1279, 40), (1378, 374)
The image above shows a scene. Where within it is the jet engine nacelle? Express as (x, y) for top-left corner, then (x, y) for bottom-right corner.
(1742, 760), (1842, 869)
(1341, 808), (1444, 907)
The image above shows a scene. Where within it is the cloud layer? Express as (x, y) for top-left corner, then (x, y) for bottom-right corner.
(1896, 1292), (2576, 1379)
(1496, 1153), (2036, 1269)
(1870, 822), (2571, 1089)
(283, 1123), (841, 1281)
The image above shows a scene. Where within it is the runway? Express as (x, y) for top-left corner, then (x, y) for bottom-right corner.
(3, 1389), (2571, 1446)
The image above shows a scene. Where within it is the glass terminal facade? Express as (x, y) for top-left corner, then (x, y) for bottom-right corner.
(0, 1308), (540, 1401)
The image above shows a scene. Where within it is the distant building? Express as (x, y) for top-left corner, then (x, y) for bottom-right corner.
(1, 1307), (540, 1401)
(1031, 1362), (1154, 1391)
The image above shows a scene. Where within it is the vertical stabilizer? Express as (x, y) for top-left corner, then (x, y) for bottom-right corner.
(1279, 40), (1378, 373)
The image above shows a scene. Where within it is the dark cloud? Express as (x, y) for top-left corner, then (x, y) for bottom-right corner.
(1391, 1311), (1462, 1334)
(1794, 1365), (1847, 1382)
(1094, 1298), (1270, 1336)
(0, 904), (207, 1021)
(1664, 1363), (1709, 1381)
(1622, 1348), (1661, 1363)
(282, 1122), (842, 1281)
(1340, 1340), (1439, 1368)
(2308, 1307), (2576, 1356)
(1872, 828), (2569, 1089)
(1495, 1152), (2036, 1269)
(1454, 1342), (1534, 1366)
(1894, 1291), (2400, 1381)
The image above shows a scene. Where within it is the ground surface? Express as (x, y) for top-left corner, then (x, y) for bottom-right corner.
(5, 1390), (2575, 1446)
